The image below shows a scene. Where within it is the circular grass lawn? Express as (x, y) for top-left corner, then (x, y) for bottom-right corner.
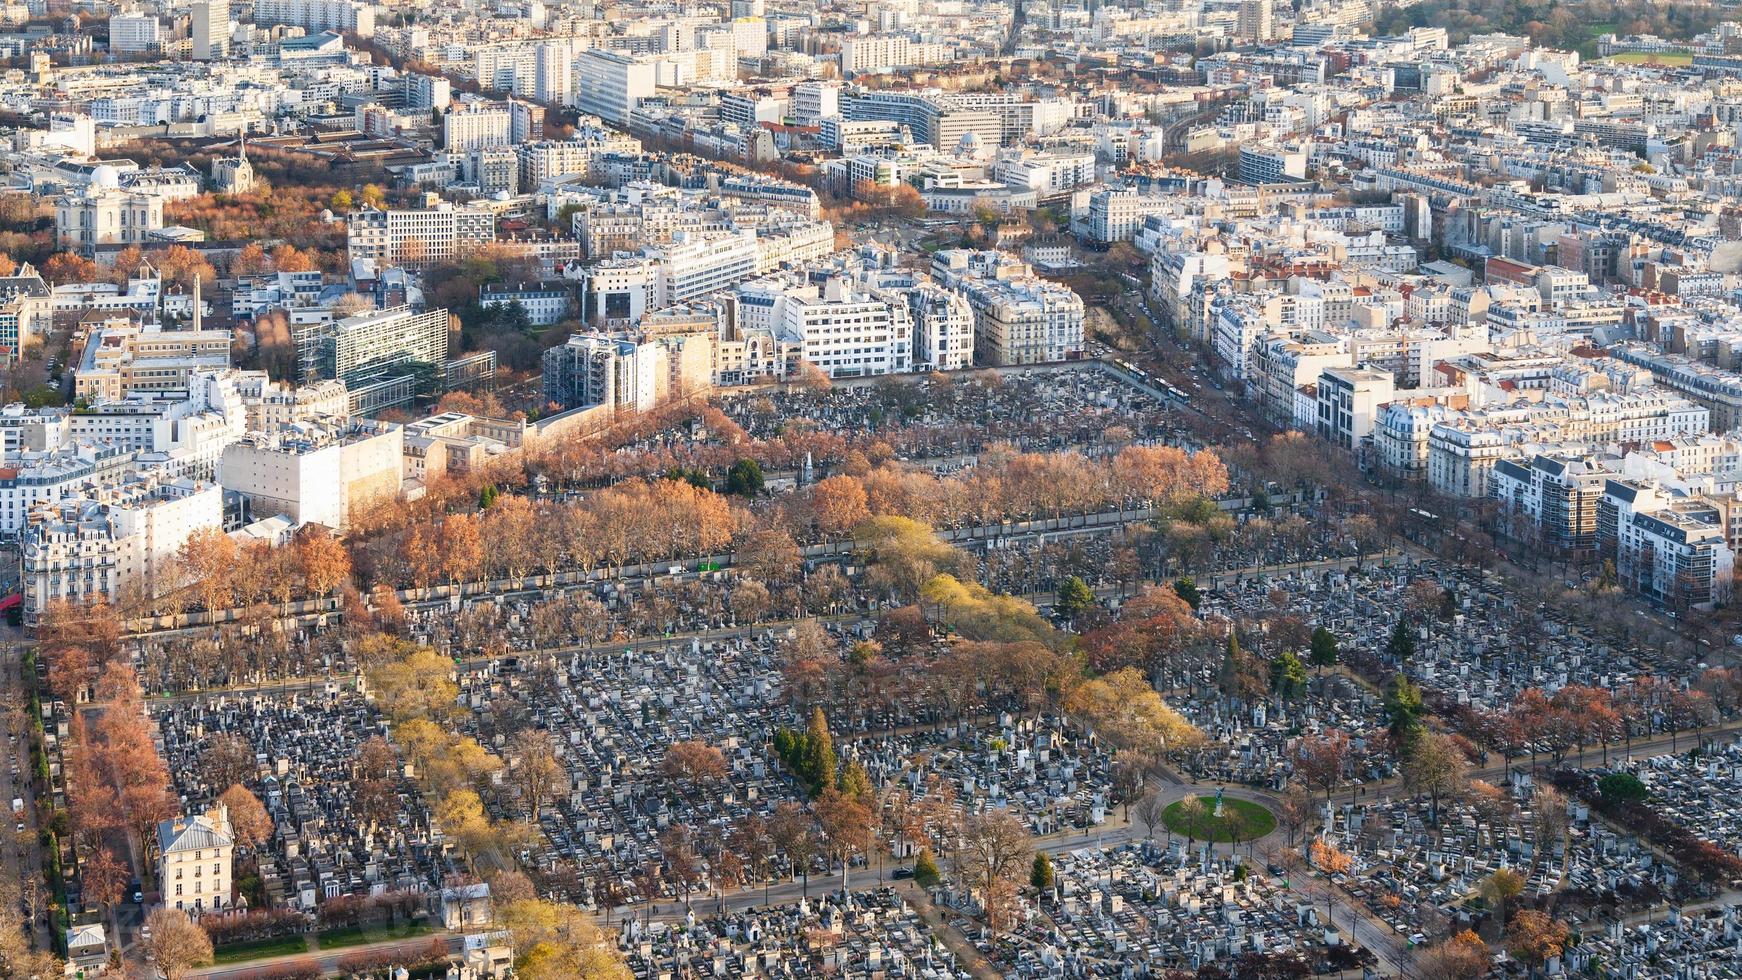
(1161, 796), (1277, 843)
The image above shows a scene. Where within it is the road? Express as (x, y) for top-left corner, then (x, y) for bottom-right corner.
(0, 642), (50, 957)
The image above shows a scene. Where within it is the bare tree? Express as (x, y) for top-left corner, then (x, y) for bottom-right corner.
(954, 809), (1034, 933)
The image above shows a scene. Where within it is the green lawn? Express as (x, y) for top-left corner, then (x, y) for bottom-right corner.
(211, 935), (310, 964)
(1603, 51), (1693, 65)
(318, 921), (435, 950)
(1162, 797), (1277, 843)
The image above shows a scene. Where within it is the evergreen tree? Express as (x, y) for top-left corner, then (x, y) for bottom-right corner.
(1385, 618), (1417, 661)
(913, 850), (941, 889)
(727, 458), (766, 496)
(1031, 852), (1055, 892)
(1055, 576), (1095, 620)
(1308, 626), (1339, 670)
(804, 707), (837, 796)
(1385, 673), (1426, 744)
(477, 483), (499, 509)
(1173, 577), (1201, 610)
(1598, 558), (1618, 591)
(1270, 651), (1308, 701)
(838, 758), (872, 801)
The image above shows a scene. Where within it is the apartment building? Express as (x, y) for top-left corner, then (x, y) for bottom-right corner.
(251, 0), (373, 35)
(574, 49), (658, 126)
(20, 477), (223, 617)
(217, 418), (403, 530)
(345, 202), (496, 270)
(1601, 478), (1735, 610)
(157, 805), (234, 914)
(1489, 454), (1606, 560)
(542, 333), (666, 413)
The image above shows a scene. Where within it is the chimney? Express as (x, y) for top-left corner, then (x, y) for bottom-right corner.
(192, 273), (202, 331)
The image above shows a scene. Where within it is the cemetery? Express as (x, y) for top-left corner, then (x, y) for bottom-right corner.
(450, 635), (807, 907)
(617, 888), (970, 978)
(719, 366), (1184, 456)
(987, 842), (1370, 977)
(151, 689), (447, 912)
(1319, 785), (1702, 942)
(842, 713), (1121, 839)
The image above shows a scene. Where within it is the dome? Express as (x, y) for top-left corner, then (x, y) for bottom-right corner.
(91, 164), (120, 190)
(956, 131), (982, 156)
(493, 189), (512, 202)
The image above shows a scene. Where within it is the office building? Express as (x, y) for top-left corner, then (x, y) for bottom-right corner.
(293, 305), (449, 388)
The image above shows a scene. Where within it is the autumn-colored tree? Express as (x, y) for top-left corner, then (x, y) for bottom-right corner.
(353, 736), (400, 827)
(145, 907), (214, 979)
(808, 475), (871, 537)
(482, 495), (540, 583)
(499, 897), (630, 980)
(230, 242), (269, 276)
(814, 786), (875, 893)
(122, 784), (179, 878)
(199, 733), (257, 791)
(1400, 731), (1469, 827)
(154, 245), (218, 291)
(218, 784), (272, 850)
(438, 514), (485, 585)
(41, 252), (101, 285)
(371, 584), (406, 633)
(80, 846), (129, 916)
(1063, 668), (1203, 758)
(43, 638), (91, 705)
(767, 801), (820, 894)
(660, 740), (728, 785)
(1418, 930), (1490, 980)
(295, 525), (352, 600)
(509, 729), (566, 821)
(1505, 910), (1568, 977)
(1291, 729), (1350, 807)
(436, 789), (496, 872)
(367, 646), (459, 723)
(179, 527), (238, 613)
(1480, 868), (1525, 925)
(270, 243), (316, 273)
(735, 527), (802, 584)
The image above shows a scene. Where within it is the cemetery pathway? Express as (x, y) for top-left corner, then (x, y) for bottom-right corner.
(894, 880), (1005, 980)
(186, 932), (459, 979)
(1253, 832), (1415, 978)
